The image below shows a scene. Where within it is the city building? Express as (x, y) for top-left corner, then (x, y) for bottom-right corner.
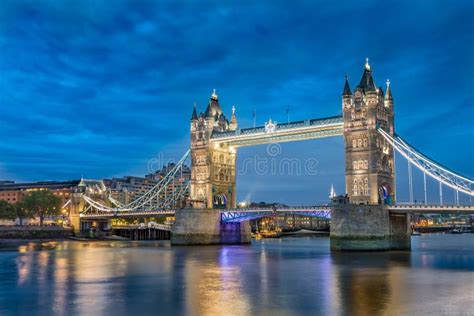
(248, 202), (330, 232)
(103, 176), (155, 205)
(0, 179), (106, 225)
(0, 180), (80, 205)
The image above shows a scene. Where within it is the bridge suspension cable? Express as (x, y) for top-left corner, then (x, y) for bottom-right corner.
(81, 150), (191, 213)
(378, 128), (473, 197)
(108, 195), (125, 207)
(408, 160), (414, 203)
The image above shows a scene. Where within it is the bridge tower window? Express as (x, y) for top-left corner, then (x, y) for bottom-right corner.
(353, 179), (358, 196)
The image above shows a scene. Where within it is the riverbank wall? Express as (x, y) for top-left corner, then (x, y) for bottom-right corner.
(0, 226), (73, 239)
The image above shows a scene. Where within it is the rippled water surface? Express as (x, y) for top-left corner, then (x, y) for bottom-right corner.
(0, 234), (473, 315)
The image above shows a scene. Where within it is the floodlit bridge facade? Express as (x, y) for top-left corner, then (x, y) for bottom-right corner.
(70, 59), (473, 251)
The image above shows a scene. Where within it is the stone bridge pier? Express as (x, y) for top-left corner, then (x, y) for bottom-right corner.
(171, 208), (251, 245)
(330, 203), (411, 251)
(70, 192), (85, 234)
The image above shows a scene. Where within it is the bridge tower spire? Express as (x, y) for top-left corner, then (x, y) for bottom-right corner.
(191, 101), (198, 121)
(384, 79), (394, 108)
(229, 105), (238, 131)
(342, 74), (352, 96)
(343, 59), (395, 205)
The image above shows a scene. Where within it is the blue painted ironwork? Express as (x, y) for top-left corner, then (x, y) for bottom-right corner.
(221, 206), (332, 223)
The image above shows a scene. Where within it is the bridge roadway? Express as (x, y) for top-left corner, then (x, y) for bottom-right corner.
(80, 210), (175, 219)
(79, 204), (474, 220)
(387, 204), (474, 213)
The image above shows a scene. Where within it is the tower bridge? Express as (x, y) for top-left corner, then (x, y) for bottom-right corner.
(69, 59), (473, 251)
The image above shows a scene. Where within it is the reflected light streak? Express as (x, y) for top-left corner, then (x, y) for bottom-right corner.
(259, 244), (270, 307)
(53, 257), (69, 316)
(72, 246), (127, 315)
(185, 250), (250, 315)
(37, 251), (50, 284)
(16, 253), (33, 286)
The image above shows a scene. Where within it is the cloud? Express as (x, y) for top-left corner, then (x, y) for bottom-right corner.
(0, 0), (472, 203)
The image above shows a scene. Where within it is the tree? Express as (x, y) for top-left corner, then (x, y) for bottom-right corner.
(21, 190), (62, 226)
(0, 200), (16, 221)
(0, 201), (33, 225)
(13, 201), (34, 226)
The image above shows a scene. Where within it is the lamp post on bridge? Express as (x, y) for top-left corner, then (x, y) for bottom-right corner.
(439, 182), (443, 206)
(423, 172), (427, 205)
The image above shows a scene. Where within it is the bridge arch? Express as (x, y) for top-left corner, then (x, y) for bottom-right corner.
(213, 193), (227, 208)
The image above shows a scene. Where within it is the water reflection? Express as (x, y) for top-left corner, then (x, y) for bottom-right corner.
(411, 235), (474, 270)
(331, 253), (392, 316)
(53, 257), (68, 316)
(184, 247), (250, 315)
(16, 251), (32, 286)
(0, 235), (472, 315)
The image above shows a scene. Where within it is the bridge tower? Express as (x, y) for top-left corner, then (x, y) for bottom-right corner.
(342, 58), (395, 205)
(189, 90), (237, 209)
(69, 179), (110, 235)
(332, 59), (409, 251)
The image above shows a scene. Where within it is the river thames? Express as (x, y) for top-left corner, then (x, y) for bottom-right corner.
(0, 234), (473, 315)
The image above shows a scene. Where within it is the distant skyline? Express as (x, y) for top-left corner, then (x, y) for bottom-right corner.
(0, 0), (473, 204)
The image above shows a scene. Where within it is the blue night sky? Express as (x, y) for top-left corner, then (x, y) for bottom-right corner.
(0, 0), (473, 204)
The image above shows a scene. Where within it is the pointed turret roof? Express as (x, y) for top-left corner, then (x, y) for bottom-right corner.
(204, 103), (211, 117)
(229, 105), (238, 130)
(231, 105), (237, 122)
(342, 75), (352, 96)
(329, 184), (337, 198)
(385, 79), (393, 100)
(357, 58), (376, 92)
(205, 89), (223, 118)
(191, 102), (198, 120)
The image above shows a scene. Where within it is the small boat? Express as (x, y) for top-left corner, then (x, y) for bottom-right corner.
(450, 228), (463, 234)
(66, 236), (90, 241)
(411, 231), (422, 236)
(260, 230), (282, 238)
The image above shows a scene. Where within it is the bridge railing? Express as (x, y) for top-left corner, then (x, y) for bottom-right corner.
(80, 210), (176, 218)
(223, 205), (332, 212)
(389, 204), (474, 210)
(210, 115), (343, 139)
